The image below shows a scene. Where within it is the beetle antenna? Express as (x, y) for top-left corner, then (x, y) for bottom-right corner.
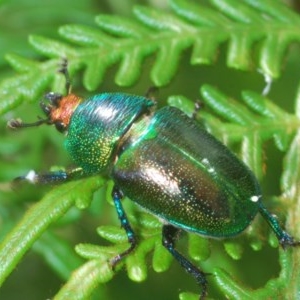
(58, 58), (72, 95)
(7, 118), (50, 130)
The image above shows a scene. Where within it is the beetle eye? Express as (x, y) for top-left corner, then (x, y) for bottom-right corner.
(44, 92), (63, 107)
(40, 102), (52, 116)
(55, 121), (66, 133)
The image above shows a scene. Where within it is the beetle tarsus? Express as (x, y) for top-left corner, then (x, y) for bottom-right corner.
(58, 58), (72, 94)
(145, 86), (159, 102)
(10, 176), (29, 190)
(7, 118), (23, 129)
(162, 225), (208, 299)
(7, 117), (50, 129)
(280, 232), (300, 249)
(110, 186), (137, 270)
(259, 203), (300, 250)
(110, 239), (136, 270)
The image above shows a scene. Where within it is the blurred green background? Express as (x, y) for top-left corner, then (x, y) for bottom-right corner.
(1, 0), (300, 299)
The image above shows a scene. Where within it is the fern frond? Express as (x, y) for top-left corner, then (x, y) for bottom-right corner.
(1, 0), (300, 115)
(1, 1), (300, 299)
(0, 176), (103, 286)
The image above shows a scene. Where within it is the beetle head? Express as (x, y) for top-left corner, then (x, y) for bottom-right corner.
(7, 59), (81, 133)
(40, 92), (82, 133)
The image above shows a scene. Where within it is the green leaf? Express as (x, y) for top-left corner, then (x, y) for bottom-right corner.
(224, 241), (244, 260)
(59, 24), (113, 46)
(1, 0), (300, 114)
(95, 15), (152, 38)
(29, 35), (76, 58)
(188, 235), (210, 262)
(33, 231), (83, 280)
(54, 259), (113, 300)
(0, 177), (103, 286)
(152, 241), (173, 272)
(5, 54), (39, 73)
(1, 1), (300, 299)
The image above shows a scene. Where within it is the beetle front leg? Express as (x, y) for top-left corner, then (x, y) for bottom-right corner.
(110, 186), (137, 268)
(162, 225), (208, 300)
(13, 167), (85, 186)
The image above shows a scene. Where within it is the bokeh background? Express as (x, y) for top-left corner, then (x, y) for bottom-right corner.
(1, 0), (300, 299)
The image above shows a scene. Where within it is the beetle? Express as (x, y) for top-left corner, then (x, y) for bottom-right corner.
(8, 61), (300, 299)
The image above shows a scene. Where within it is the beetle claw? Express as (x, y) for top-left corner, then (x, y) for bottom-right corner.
(7, 118), (23, 129)
(110, 254), (121, 271)
(280, 232), (300, 249)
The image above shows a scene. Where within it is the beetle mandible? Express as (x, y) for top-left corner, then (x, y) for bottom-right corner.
(8, 60), (300, 299)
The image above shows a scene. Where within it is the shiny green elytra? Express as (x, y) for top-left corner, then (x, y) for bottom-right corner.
(9, 64), (300, 300)
(67, 93), (260, 237)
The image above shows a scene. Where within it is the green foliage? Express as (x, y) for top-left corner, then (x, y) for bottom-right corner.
(1, 0), (300, 115)
(0, 0), (300, 299)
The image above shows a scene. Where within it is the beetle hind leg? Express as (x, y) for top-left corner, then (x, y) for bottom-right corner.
(110, 186), (137, 268)
(162, 224), (208, 300)
(258, 203), (300, 249)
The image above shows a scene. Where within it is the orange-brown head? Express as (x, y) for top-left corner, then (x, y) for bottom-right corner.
(42, 92), (82, 132)
(7, 59), (82, 133)
(8, 92), (82, 132)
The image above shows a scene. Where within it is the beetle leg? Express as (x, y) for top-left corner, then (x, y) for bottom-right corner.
(13, 167), (85, 186)
(110, 186), (137, 268)
(258, 203), (300, 248)
(162, 224), (208, 300)
(58, 57), (72, 95)
(144, 86), (159, 101)
(191, 100), (203, 120)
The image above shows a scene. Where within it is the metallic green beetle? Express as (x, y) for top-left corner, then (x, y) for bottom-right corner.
(9, 63), (300, 299)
